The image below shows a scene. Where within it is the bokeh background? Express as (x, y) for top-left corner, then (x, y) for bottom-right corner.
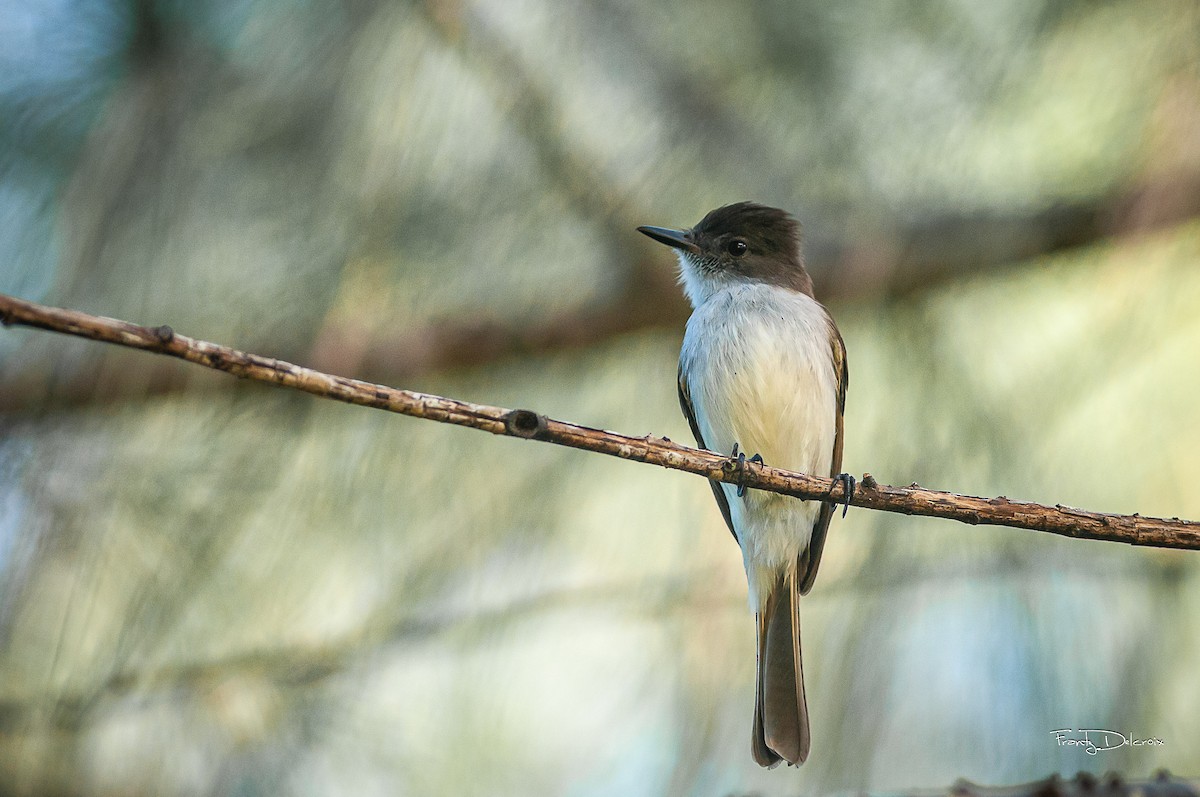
(3, 1), (1200, 794)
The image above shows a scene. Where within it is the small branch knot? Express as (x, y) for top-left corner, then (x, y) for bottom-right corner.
(505, 409), (547, 439)
(154, 325), (175, 344)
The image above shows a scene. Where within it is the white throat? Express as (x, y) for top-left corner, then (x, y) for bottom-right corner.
(676, 252), (732, 308)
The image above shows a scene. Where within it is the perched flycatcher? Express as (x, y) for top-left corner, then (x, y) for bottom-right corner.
(638, 202), (851, 767)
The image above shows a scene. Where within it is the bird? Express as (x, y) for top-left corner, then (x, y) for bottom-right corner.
(637, 202), (851, 767)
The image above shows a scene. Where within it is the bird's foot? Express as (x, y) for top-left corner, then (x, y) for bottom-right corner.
(826, 472), (856, 518)
(730, 443), (764, 499)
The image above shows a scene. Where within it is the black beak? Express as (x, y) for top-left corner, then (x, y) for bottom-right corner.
(637, 225), (699, 254)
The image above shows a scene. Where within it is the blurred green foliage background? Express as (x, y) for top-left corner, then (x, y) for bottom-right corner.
(2, 1), (1200, 795)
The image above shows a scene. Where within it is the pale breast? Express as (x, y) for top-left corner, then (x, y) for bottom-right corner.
(681, 283), (838, 476)
(680, 283), (839, 593)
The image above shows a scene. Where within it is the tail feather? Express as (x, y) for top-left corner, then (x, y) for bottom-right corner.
(752, 564), (810, 766)
(752, 603), (783, 768)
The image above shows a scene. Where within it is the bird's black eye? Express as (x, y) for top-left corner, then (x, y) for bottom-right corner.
(727, 239), (748, 257)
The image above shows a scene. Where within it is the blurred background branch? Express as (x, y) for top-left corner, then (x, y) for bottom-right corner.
(731, 773), (1200, 797)
(5, 181), (1200, 415)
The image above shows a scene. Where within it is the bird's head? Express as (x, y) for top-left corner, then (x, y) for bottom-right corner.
(637, 202), (811, 306)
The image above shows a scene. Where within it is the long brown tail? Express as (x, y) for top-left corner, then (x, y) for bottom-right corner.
(751, 564), (810, 767)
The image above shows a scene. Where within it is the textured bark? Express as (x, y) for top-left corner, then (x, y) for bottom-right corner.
(3, 291), (1200, 550)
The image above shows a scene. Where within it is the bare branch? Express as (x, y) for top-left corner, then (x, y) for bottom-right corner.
(3, 291), (1199, 550)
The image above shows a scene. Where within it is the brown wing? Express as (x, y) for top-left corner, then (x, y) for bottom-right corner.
(678, 365), (737, 543)
(798, 322), (847, 596)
